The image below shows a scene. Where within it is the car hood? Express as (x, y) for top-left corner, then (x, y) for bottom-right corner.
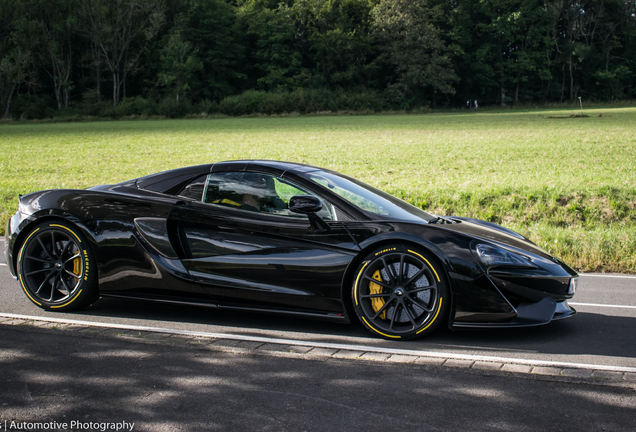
(438, 217), (573, 269)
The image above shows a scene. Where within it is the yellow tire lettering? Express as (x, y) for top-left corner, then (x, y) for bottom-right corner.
(83, 250), (89, 280)
(375, 247), (396, 256)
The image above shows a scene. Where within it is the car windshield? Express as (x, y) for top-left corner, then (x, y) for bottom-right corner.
(308, 171), (437, 223)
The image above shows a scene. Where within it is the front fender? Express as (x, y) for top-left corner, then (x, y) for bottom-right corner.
(341, 227), (458, 328)
(356, 231), (454, 271)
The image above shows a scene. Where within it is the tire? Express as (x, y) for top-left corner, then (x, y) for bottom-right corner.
(352, 244), (449, 340)
(17, 220), (98, 311)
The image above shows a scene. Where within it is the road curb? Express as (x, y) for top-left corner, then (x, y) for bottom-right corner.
(1, 313), (635, 384)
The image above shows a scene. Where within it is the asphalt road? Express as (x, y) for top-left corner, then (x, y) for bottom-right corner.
(2, 326), (635, 432)
(2, 238), (636, 370)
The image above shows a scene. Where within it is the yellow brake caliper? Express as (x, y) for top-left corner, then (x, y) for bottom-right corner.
(369, 270), (386, 319)
(72, 257), (82, 276)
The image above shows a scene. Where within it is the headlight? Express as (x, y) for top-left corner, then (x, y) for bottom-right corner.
(475, 244), (532, 267)
(568, 277), (578, 294)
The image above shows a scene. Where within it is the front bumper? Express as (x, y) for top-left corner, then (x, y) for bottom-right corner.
(453, 298), (576, 328)
(451, 268), (578, 329)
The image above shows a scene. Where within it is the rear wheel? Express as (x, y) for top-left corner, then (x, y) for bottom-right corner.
(352, 244), (449, 340)
(17, 221), (98, 311)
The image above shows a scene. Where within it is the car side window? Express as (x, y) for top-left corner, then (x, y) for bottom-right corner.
(202, 172), (336, 220)
(178, 174), (207, 200)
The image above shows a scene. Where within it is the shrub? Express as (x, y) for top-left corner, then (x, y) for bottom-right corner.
(304, 88), (336, 112)
(219, 88), (390, 116)
(258, 92), (287, 114)
(286, 88), (308, 113)
(195, 99), (219, 114)
(12, 95), (53, 120)
(383, 83), (410, 110)
(218, 94), (243, 116)
(158, 97), (192, 118)
(116, 96), (156, 116)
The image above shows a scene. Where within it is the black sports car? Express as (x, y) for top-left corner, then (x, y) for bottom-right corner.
(4, 160), (578, 340)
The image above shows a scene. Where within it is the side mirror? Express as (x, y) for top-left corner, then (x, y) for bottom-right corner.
(289, 195), (330, 233)
(289, 195), (323, 214)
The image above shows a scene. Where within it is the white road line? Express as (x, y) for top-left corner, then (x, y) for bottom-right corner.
(2, 312), (636, 373)
(569, 302), (636, 309)
(0, 263), (6, 266)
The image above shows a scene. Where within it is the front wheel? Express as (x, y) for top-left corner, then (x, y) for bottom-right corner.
(352, 244), (449, 340)
(17, 221), (98, 311)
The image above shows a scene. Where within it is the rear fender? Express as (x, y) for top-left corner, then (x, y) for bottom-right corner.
(9, 212), (100, 280)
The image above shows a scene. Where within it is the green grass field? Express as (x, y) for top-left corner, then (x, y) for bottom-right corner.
(1, 107), (635, 272)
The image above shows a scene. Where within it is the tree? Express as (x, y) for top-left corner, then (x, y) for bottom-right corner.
(474, 0), (549, 106)
(79, 0), (164, 106)
(0, 49), (33, 119)
(545, 1), (601, 101)
(35, 0), (79, 109)
(305, 0), (378, 89)
(0, 0), (37, 119)
(158, 31), (203, 102)
(177, 0), (245, 100)
(373, 0), (458, 107)
(238, 0), (303, 91)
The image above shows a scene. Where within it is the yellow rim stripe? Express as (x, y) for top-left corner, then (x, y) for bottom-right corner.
(357, 250), (443, 338)
(18, 229), (44, 306)
(18, 228), (40, 262)
(416, 298), (443, 334)
(19, 274), (42, 306)
(408, 250), (440, 282)
(19, 225), (84, 308)
(353, 261), (369, 306)
(361, 317), (401, 338)
(50, 224), (82, 243)
(50, 289), (83, 309)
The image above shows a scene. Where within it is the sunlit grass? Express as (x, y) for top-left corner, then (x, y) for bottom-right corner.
(1, 107), (635, 272)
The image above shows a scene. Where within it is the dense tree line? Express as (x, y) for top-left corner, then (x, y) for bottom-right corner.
(1, 0), (635, 119)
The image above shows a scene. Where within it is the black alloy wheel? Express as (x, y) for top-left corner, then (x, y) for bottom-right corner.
(17, 221), (98, 311)
(352, 244), (448, 340)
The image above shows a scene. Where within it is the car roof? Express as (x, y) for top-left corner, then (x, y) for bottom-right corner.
(211, 160), (326, 176)
(136, 160), (329, 194)
(136, 164), (213, 193)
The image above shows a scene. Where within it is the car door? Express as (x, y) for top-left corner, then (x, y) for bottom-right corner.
(168, 171), (360, 315)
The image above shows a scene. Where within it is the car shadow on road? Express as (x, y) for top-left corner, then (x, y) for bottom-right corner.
(437, 312), (636, 360)
(80, 297), (372, 340)
(60, 298), (636, 362)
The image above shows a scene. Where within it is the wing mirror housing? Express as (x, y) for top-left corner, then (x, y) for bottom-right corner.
(289, 195), (330, 233)
(289, 195), (323, 214)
